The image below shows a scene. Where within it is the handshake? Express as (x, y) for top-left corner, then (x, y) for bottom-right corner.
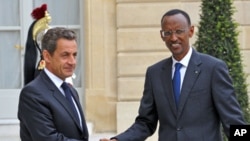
(99, 138), (117, 141)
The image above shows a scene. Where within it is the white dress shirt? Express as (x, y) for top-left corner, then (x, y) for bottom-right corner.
(172, 47), (192, 90)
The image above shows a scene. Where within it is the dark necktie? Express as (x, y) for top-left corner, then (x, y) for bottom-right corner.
(173, 63), (182, 107)
(61, 82), (80, 123)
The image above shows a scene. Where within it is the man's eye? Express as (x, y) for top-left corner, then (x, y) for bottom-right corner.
(164, 31), (171, 36)
(176, 30), (185, 35)
(176, 30), (182, 34)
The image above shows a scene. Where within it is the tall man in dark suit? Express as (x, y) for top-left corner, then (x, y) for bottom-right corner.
(100, 9), (246, 141)
(18, 27), (89, 141)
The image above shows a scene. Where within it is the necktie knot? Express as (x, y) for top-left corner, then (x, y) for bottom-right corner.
(61, 82), (70, 91)
(175, 63), (182, 71)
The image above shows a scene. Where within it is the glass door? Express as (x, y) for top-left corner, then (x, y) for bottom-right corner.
(0, 0), (29, 123)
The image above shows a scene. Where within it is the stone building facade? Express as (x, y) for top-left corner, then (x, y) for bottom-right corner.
(84, 0), (250, 139)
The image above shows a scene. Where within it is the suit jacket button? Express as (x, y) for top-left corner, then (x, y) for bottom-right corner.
(177, 127), (182, 131)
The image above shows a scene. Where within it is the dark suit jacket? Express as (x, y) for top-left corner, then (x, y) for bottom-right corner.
(114, 49), (245, 141)
(18, 70), (89, 141)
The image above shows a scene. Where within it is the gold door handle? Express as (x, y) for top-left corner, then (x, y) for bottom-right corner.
(15, 45), (24, 50)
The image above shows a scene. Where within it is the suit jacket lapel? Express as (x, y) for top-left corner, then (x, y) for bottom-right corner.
(40, 71), (84, 132)
(161, 58), (178, 117)
(53, 90), (81, 126)
(177, 50), (201, 117)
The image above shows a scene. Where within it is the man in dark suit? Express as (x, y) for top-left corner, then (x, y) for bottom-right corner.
(100, 9), (246, 141)
(18, 27), (88, 141)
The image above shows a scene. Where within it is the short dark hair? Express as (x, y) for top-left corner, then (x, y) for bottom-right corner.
(42, 27), (77, 55)
(161, 9), (191, 26)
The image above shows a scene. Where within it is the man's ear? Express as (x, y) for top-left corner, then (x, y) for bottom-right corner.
(189, 26), (195, 38)
(42, 50), (51, 63)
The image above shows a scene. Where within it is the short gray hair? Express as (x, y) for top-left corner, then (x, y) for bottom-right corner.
(41, 27), (77, 55)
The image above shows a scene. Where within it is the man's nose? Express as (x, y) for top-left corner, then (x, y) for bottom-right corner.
(68, 55), (76, 64)
(169, 33), (178, 41)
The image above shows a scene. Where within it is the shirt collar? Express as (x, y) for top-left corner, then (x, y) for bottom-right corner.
(44, 68), (64, 89)
(172, 47), (192, 68)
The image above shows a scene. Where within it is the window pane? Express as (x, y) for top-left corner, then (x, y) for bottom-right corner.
(33, 0), (82, 88)
(0, 0), (19, 26)
(72, 29), (81, 87)
(0, 31), (21, 88)
(34, 0), (80, 25)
